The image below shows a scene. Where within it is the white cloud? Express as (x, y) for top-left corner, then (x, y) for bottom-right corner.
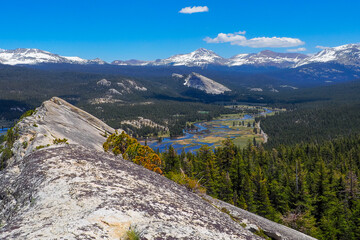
(316, 45), (330, 50)
(287, 47), (307, 52)
(179, 6), (209, 14)
(204, 31), (305, 48)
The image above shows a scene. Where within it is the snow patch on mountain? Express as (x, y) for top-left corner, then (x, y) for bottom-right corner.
(229, 50), (307, 68)
(88, 58), (107, 65)
(63, 56), (89, 64)
(184, 72), (231, 94)
(295, 43), (360, 67)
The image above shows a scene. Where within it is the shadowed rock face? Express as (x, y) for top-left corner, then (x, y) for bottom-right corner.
(0, 97), (316, 239)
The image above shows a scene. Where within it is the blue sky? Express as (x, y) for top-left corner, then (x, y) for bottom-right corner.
(1, 0), (360, 61)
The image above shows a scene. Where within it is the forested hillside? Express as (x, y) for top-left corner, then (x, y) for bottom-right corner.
(160, 137), (360, 239)
(80, 100), (237, 136)
(259, 79), (360, 147)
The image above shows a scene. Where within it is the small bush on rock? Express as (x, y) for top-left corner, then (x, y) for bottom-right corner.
(124, 225), (142, 240)
(104, 131), (162, 174)
(53, 138), (68, 145)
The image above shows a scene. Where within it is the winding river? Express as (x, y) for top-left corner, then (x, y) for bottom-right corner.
(146, 110), (271, 154)
(0, 128), (8, 136)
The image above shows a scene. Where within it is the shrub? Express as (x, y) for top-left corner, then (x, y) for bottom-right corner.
(53, 138), (68, 144)
(0, 127), (19, 170)
(0, 148), (13, 169)
(125, 225), (142, 240)
(221, 207), (230, 214)
(166, 171), (206, 194)
(35, 144), (50, 150)
(103, 131), (137, 154)
(103, 131), (162, 174)
(18, 109), (36, 122)
(5, 127), (19, 147)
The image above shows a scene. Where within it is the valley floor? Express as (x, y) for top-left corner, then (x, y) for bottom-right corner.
(145, 107), (280, 154)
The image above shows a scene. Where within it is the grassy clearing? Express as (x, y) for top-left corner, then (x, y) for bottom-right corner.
(232, 135), (263, 147)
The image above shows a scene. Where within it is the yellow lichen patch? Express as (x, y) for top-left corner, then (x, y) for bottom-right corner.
(98, 216), (131, 239)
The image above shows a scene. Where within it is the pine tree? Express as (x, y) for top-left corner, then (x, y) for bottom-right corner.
(218, 171), (234, 204)
(218, 138), (235, 173)
(198, 145), (220, 197)
(163, 145), (180, 173)
(254, 166), (278, 220)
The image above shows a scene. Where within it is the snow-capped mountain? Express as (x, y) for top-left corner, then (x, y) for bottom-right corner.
(152, 48), (226, 67)
(111, 48), (226, 67)
(183, 72), (231, 94)
(88, 58), (107, 65)
(0, 48), (107, 65)
(295, 44), (360, 68)
(228, 50), (307, 68)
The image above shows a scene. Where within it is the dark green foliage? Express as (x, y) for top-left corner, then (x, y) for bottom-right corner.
(260, 103), (360, 148)
(35, 144), (50, 150)
(18, 109), (36, 122)
(160, 136), (360, 239)
(260, 79), (360, 148)
(0, 135), (5, 144)
(0, 148), (12, 169)
(0, 127), (19, 170)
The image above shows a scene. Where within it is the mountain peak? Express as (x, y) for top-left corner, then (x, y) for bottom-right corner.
(149, 48), (225, 67)
(295, 43), (360, 67)
(259, 50), (275, 54)
(193, 48), (214, 54)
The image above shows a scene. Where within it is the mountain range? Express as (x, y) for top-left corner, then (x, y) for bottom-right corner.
(0, 48), (106, 65)
(1, 44), (360, 69)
